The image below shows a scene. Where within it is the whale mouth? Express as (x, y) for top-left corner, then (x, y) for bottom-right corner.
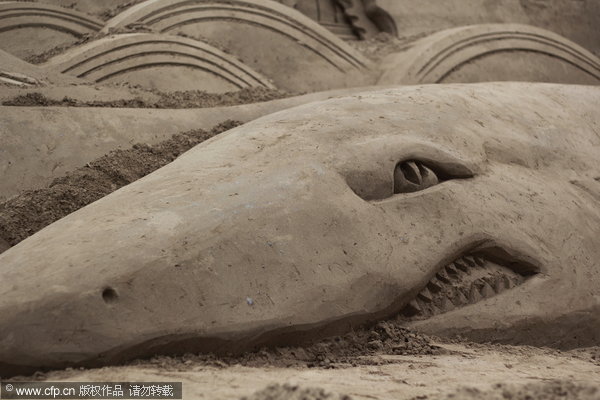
(400, 246), (541, 320)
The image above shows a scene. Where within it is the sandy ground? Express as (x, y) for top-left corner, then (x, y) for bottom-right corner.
(32, 341), (600, 399)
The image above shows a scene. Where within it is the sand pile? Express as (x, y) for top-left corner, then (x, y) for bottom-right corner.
(240, 383), (351, 400)
(2, 88), (290, 108)
(0, 120), (240, 248)
(431, 380), (600, 400)
(132, 321), (443, 371)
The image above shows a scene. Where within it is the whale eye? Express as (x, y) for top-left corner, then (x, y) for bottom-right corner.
(393, 160), (470, 194)
(344, 155), (473, 201)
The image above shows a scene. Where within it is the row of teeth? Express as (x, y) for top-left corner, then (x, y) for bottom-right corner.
(402, 255), (525, 319)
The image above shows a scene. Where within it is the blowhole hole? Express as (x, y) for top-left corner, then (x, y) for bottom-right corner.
(102, 287), (119, 304)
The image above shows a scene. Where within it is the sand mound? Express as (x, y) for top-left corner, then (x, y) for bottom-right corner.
(240, 383), (351, 400)
(134, 321), (443, 371)
(432, 380), (600, 400)
(2, 88), (290, 108)
(0, 120), (240, 249)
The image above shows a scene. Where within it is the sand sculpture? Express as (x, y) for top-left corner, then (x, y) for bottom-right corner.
(274, 0), (397, 40)
(102, 0), (374, 91)
(378, 24), (600, 85)
(45, 33), (275, 92)
(1, 1), (600, 394)
(0, 2), (103, 60)
(1, 1), (598, 92)
(377, 0), (600, 55)
(1, 83), (599, 375)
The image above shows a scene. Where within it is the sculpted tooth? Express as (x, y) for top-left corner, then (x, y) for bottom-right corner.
(406, 300), (422, 315)
(441, 297), (455, 312)
(503, 275), (514, 289)
(493, 277), (505, 293)
(480, 281), (495, 298)
(427, 278), (443, 293)
(418, 287), (433, 302)
(474, 256), (487, 267)
(417, 299), (432, 316)
(469, 286), (483, 303)
(445, 264), (459, 276)
(463, 256), (478, 268)
(453, 290), (470, 306)
(513, 276), (525, 285)
(454, 260), (470, 272)
(436, 270), (452, 283)
(483, 276), (502, 293)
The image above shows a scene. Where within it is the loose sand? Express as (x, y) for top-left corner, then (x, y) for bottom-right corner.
(13, 338), (599, 400)
(1, 88), (291, 109)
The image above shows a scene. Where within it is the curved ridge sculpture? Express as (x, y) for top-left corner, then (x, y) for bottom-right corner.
(45, 33), (275, 91)
(0, 48), (45, 84)
(0, 2), (103, 59)
(0, 1), (103, 34)
(0, 83), (599, 375)
(102, 0), (373, 91)
(378, 24), (600, 85)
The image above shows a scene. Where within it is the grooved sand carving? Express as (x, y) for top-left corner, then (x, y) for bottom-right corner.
(378, 24), (600, 85)
(102, 0), (373, 91)
(45, 33), (275, 91)
(0, 2), (103, 58)
(0, 70), (39, 86)
(0, 1), (103, 34)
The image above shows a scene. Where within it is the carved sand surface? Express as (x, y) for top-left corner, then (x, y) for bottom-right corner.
(1, 82), (599, 378)
(377, 24), (600, 85)
(1, 1), (599, 397)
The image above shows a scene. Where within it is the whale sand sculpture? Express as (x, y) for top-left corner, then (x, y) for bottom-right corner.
(0, 82), (599, 376)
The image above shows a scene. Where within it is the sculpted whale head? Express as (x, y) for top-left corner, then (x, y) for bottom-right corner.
(1, 83), (599, 375)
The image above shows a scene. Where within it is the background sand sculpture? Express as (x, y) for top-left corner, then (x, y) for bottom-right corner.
(377, 24), (600, 85)
(102, 0), (374, 91)
(1, 1), (598, 203)
(1, 83), (599, 376)
(0, 2), (103, 60)
(273, 0), (397, 40)
(44, 33), (275, 92)
(378, 0), (600, 55)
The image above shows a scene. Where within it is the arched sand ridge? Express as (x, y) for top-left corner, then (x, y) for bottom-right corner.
(44, 33), (275, 92)
(0, 2), (103, 59)
(102, 0), (374, 91)
(378, 24), (600, 85)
